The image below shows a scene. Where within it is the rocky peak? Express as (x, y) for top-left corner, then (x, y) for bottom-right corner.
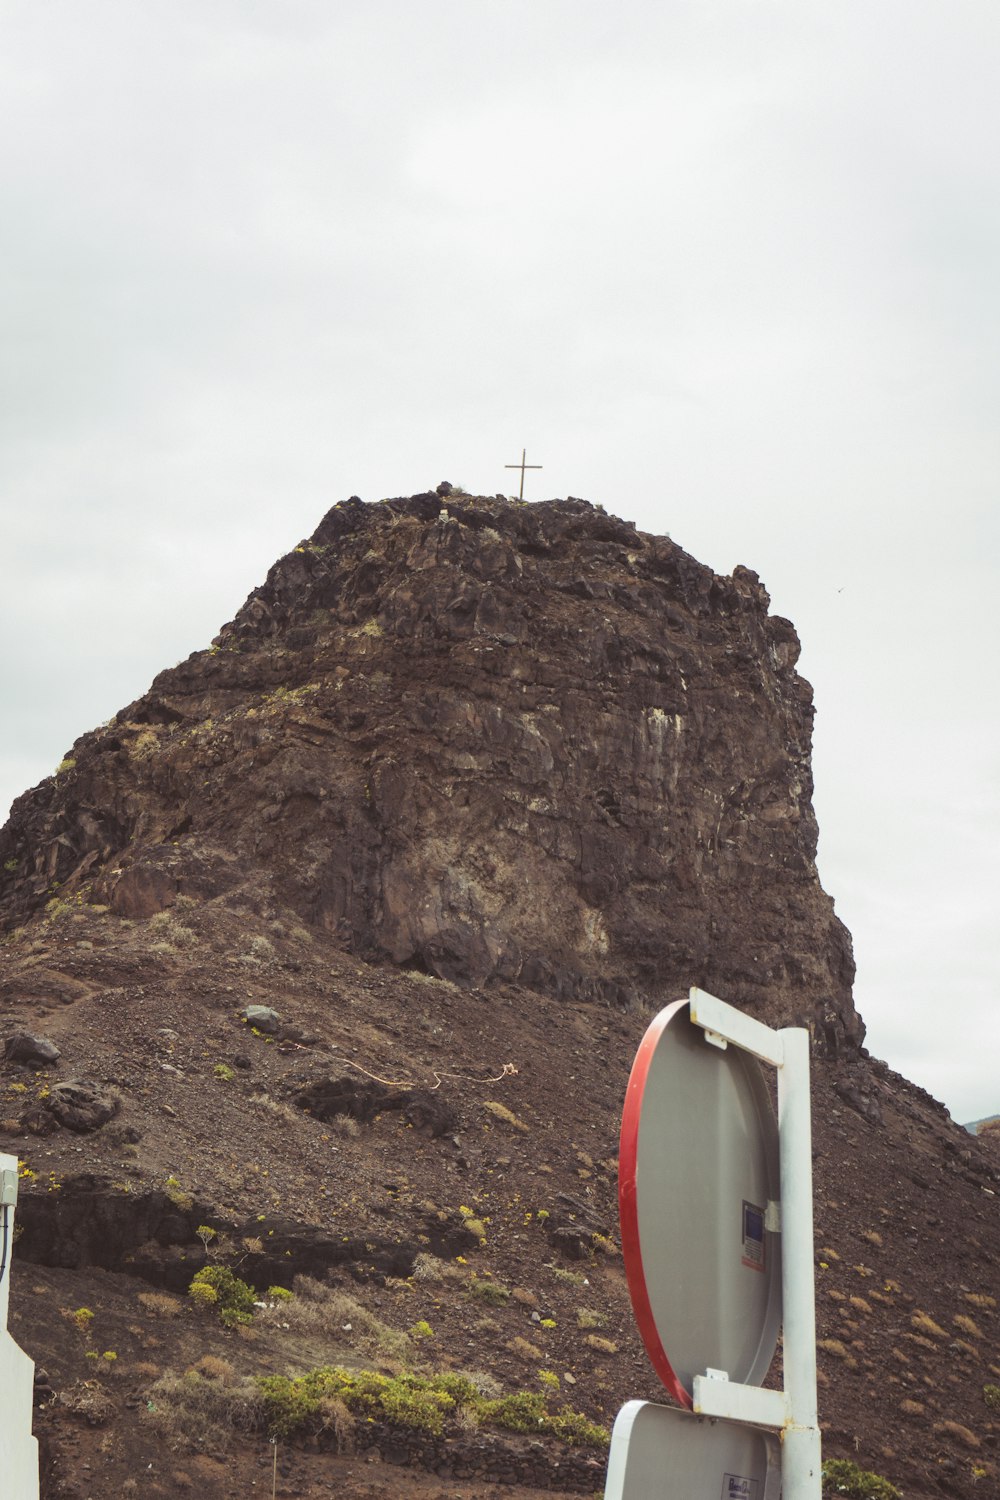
(0, 491), (858, 1045)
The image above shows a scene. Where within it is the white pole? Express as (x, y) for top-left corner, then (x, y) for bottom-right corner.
(777, 1029), (822, 1498)
(0, 1153), (40, 1500)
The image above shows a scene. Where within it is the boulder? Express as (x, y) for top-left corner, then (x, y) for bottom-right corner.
(4, 1031), (60, 1066)
(243, 1005), (281, 1034)
(45, 1079), (121, 1133)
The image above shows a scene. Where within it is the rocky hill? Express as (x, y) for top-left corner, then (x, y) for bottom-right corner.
(0, 490), (997, 1500)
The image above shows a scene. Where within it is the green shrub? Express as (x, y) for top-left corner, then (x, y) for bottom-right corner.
(257, 1372), (328, 1437)
(165, 1175), (194, 1212)
(984, 1384), (1000, 1410)
(203, 1360), (611, 1451)
(822, 1458), (901, 1500)
(257, 1369), (454, 1438)
(267, 1285), (294, 1302)
(479, 1390), (548, 1432)
(547, 1262), (587, 1287)
(71, 1307), (94, 1335)
(547, 1407), (611, 1447)
(477, 1390), (608, 1447)
(371, 1375), (453, 1433)
(189, 1266), (257, 1327)
(468, 1279), (509, 1306)
(434, 1373), (480, 1404)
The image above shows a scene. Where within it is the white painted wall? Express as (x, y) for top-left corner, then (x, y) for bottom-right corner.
(0, 1152), (40, 1500)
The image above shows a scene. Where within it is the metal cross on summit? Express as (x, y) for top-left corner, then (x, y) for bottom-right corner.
(505, 448), (542, 500)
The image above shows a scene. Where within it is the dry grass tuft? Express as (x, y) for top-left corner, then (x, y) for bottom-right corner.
(147, 913), (198, 949)
(59, 1382), (118, 1425)
(253, 1277), (411, 1363)
(482, 1100), (529, 1132)
(147, 1371), (264, 1452)
(412, 1252), (464, 1284)
(860, 1229), (883, 1247)
(188, 1355), (235, 1383)
(849, 1296), (872, 1315)
(906, 1334), (937, 1352)
(933, 1420), (980, 1449)
(818, 1339), (859, 1369)
(962, 1292), (997, 1311)
(584, 1335), (618, 1355)
(138, 1292), (183, 1320)
(547, 1264), (588, 1288)
(954, 1314), (983, 1338)
(507, 1336), (543, 1361)
(407, 970), (457, 990)
(249, 1094), (302, 1128)
(911, 1310), (947, 1339)
(899, 1399), (925, 1415)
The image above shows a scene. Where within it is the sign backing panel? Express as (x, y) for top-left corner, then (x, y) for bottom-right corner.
(619, 999), (781, 1406)
(605, 1399), (777, 1500)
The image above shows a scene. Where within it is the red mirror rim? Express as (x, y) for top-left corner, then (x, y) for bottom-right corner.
(618, 997), (693, 1409)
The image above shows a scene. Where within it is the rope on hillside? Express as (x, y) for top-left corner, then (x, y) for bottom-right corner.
(339, 1057), (518, 1091)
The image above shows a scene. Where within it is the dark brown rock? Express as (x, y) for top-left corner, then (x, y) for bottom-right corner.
(0, 493), (859, 1044)
(45, 1080), (121, 1133)
(5, 1031), (60, 1066)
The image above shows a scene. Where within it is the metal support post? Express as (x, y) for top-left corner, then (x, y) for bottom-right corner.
(777, 1028), (822, 1498)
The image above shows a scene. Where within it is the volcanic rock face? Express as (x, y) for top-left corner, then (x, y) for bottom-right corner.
(0, 492), (858, 1045)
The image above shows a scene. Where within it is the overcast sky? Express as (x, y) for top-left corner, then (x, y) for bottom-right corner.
(2, 2), (997, 1124)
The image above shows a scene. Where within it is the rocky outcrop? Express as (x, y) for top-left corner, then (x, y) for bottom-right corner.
(0, 492), (858, 1042)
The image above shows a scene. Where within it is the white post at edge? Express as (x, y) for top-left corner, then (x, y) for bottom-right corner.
(0, 1152), (40, 1500)
(777, 1030), (822, 1498)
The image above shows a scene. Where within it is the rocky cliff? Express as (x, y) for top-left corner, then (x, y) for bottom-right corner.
(0, 490), (859, 1047)
(1, 492), (996, 1500)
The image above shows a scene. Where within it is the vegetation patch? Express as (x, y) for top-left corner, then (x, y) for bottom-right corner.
(252, 1367), (608, 1448)
(583, 1334), (617, 1355)
(188, 1267), (257, 1328)
(822, 1457), (901, 1499)
(255, 1277), (411, 1362)
(547, 1263), (588, 1288)
(467, 1278), (509, 1307)
(483, 1100), (529, 1132)
(818, 1339), (858, 1370)
(932, 1419), (980, 1449)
